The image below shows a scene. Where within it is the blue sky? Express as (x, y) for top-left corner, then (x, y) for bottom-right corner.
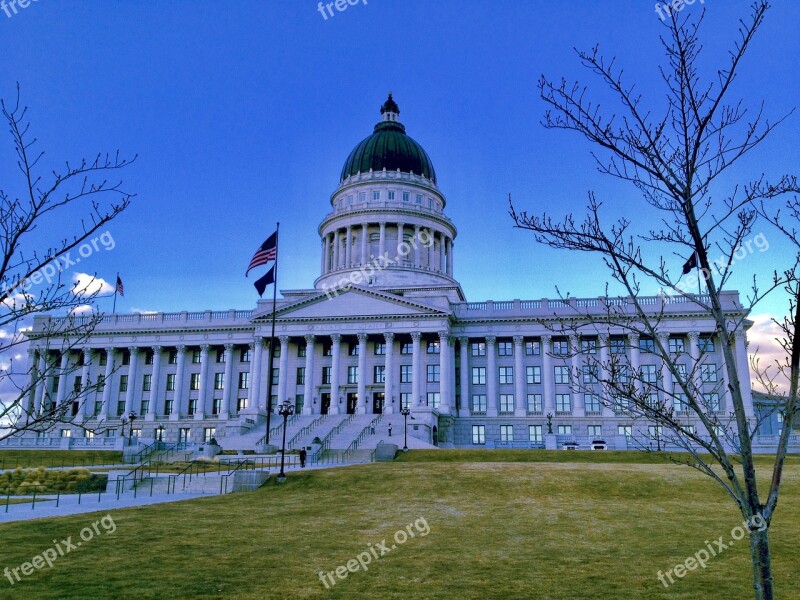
(0, 0), (797, 322)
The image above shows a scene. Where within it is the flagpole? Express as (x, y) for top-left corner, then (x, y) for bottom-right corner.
(112, 272), (119, 314)
(265, 222), (280, 444)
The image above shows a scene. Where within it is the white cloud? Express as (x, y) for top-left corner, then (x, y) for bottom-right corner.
(72, 273), (114, 297)
(131, 307), (159, 315)
(747, 312), (790, 393)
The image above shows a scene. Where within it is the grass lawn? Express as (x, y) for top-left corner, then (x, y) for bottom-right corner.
(0, 450), (123, 470)
(1, 450), (799, 599)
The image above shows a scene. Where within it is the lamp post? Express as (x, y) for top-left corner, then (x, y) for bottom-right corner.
(400, 406), (411, 452)
(127, 411), (137, 446)
(277, 400), (294, 483)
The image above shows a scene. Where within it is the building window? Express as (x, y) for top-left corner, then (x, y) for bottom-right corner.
(188, 399), (197, 416)
(296, 367), (305, 386)
(297, 343), (306, 358)
(471, 425), (486, 445)
(669, 337), (685, 354)
(238, 372), (250, 390)
(73, 376), (82, 393)
(701, 364), (718, 383)
(497, 341), (513, 356)
(237, 398), (248, 412)
(179, 428), (191, 443)
(618, 425), (632, 438)
(122, 351), (130, 366)
(358, 191), (366, 202)
(699, 337), (716, 353)
(402, 191), (410, 202)
(527, 394), (543, 413)
(240, 348), (251, 362)
(588, 425), (602, 437)
(210, 398), (220, 415)
(416, 194), (423, 204)
(471, 342), (486, 356)
(704, 393), (721, 411)
(374, 365), (385, 383)
(471, 395), (487, 413)
(192, 349), (201, 364)
(557, 425), (572, 435)
(60, 429), (71, 438)
(51, 376), (59, 393)
(169, 350), (178, 364)
(498, 367), (513, 385)
(581, 339), (597, 354)
(347, 366), (358, 385)
(119, 375), (128, 392)
(610, 338), (626, 354)
(427, 340), (440, 354)
(164, 399), (173, 415)
(582, 365), (598, 384)
(674, 393), (688, 411)
(166, 373), (176, 391)
(471, 367), (486, 385)
(427, 364), (440, 383)
(400, 365), (412, 384)
(526, 366), (541, 384)
(189, 373), (200, 391)
(271, 369), (279, 386)
(388, 190), (395, 200)
(139, 399), (149, 415)
(214, 373), (224, 390)
(554, 366), (570, 385)
(676, 363), (688, 380)
(348, 343), (359, 357)
(96, 374), (105, 391)
(144, 351), (154, 365)
(648, 425), (664, 439)
(216, 349), (225, 363)
(612, 364), (629, 384)
(400, 342), (412, 355)
(584, 394), (600, 413)
(552, 340), (569, 356)
(116, 400), (125, 416)
(142, 374), (152, 392)
(203, 427), (216, 443)
(374, 342), (386, 355)
(499, 394), (514, 413)
(400, 393), (411, 409)
(529, 425), (543, 443)
(500, 425), (514, 442)
(427, 392), (440, 408)
(99, 352), (108, 366)
(645, 393), (660, 409)
(642, 365), (658, 384)
(556, 394), (571, 413)
(525, 341), (540, 356)
(321, 366), (332, 385)
(639, 338), (655, 353)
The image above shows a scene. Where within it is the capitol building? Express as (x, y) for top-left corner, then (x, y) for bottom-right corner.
(21, 94), (769, 453)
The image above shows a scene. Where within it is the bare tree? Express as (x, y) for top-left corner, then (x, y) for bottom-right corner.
(0, 85), (135, 441)
(509, 3), (798, 599)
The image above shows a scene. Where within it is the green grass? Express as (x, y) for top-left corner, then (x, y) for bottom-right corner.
(1, 450), (799, 599)
(0, 450), (123, 470)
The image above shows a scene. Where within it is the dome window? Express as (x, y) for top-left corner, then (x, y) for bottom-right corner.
(358, 192), (365, 202)
(416, 194), (423, 204)
(388, 190), (395, 200)
(403, 192), (410, 202)
(372, 190), (380, 201)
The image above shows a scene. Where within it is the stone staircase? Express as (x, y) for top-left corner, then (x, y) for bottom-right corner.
(328, 415), (382, 451)
(288, 414), (348, 450)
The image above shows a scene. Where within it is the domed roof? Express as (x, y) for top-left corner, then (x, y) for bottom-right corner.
(340, 94), (437, 184)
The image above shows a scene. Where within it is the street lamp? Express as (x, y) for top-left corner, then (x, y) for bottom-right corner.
(277, 400), (295, 483)
(127, 411), (137, 446)
(400, 406), (411, 452)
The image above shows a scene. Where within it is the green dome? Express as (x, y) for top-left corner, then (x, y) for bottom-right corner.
(340, 94), (437, 184)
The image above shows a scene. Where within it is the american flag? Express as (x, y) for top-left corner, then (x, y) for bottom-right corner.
(246, 230), (278, 276)
(115, 275), (125, 296)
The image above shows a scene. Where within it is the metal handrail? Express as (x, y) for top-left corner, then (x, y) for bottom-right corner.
(343, 416), (382, 461)
(287, 415), (326, 449)
(320, 414), (356, 452)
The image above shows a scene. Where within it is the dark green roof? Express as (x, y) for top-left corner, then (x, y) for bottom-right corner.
(340, 96), (437, 184)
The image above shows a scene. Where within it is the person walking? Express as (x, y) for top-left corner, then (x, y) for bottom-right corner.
(388, 424), (393, 437)
(299, 448), (307, 468)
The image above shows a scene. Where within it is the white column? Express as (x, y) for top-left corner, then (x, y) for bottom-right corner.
(397, 222), (405, 259)
(321, 236), (328, 274)
(439, 233), (446, 272)
(486, 335), (498, 417)
(411, 332), (422, 407)
(361, 224), (368, 267)
(80, 348), (92, 417)
(195, 345), (210, 420)
(100, 348), (114, 420)
(171, 345), (186, 420)
(735, 330), (755, 418)
(446, 237), (453, 276)
(332, 230), (340, 271)
(459, 337), (470, 416)
(124, 347), (140, 415)
(379, 222), (386, 260)
(329, 334), (341, 415)
(303, 335), (315, 415)
(657, 333), (673, 410)
(688, 331), (701, 398)
(542, 335), (555, 414)
(427, 230), (435, 269)
(147, 346), (162, 421)
(599, 334), (614, 417)
(247, 340), (263, 413)
(344, 225), (352, 267)
(278, 336), (290, 404)
(629, 333), (641, 396)
(357, 333), (368, 414)
(439, 331), (452, 414)
(55, 352), (69, 407)
(26, 349), (38, 414)
(414, 225), (421, 268)
(513, 336), (526, 416)
(221, 344), (234, 419)
(33, 351), (46, 414)
(571, 335), (584, 417)
(384, 333), (395, 414)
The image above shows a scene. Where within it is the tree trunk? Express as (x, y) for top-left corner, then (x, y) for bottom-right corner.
(750, 527), (774, 600)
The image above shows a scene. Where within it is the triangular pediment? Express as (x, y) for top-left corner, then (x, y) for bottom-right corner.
(259, 287), (449, 321)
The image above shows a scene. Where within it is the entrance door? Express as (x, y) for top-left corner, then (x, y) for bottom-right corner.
(346, 393), (358, 415)
(321, 393), (331, 415)
(372, 392), (384, 415)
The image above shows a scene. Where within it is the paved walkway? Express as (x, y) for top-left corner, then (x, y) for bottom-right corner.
(0, 461), (362, 524)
